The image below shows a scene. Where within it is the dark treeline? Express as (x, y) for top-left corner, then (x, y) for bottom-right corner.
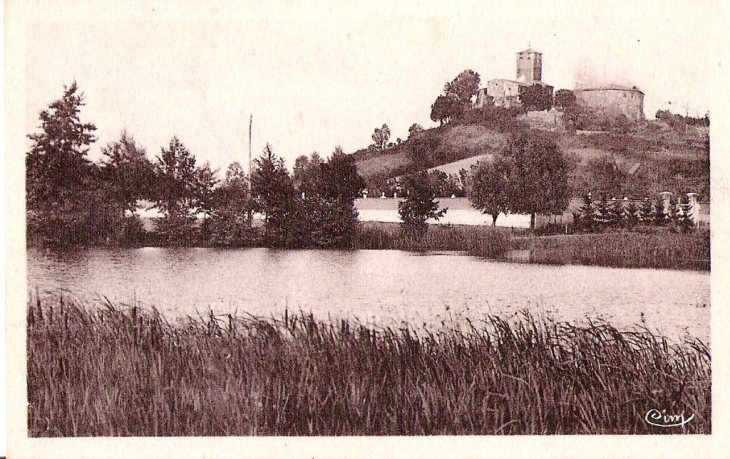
(26, 82), (365, 249)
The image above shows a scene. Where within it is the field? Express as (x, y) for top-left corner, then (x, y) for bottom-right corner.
(27, 297), (710, 436)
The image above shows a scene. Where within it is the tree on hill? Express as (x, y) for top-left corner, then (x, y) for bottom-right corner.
(408, 123), (424, 138)
(430, 93), (462, 126)
(430, 69), (480, 125)
(444, 70), (480, 104)
(468, 156), (513, 226)
(587, 155), (628, 199)
(553, 89), (576, 110)
(371, 124), (391, 150)
(398, 172), (447, 239)
(518, 84), (553, 112)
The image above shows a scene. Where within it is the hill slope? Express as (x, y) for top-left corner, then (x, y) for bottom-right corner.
(353, 117), (709, 200)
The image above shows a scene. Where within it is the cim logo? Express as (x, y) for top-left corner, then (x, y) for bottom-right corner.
(644, 409), (695, 428)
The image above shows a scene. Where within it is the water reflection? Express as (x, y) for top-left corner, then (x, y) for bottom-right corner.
(27, 247), (710, 344)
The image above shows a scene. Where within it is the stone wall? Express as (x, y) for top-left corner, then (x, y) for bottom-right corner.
(574, 88), (645, 120)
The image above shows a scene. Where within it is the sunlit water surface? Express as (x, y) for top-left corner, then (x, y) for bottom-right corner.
(27, 248), (710, 344)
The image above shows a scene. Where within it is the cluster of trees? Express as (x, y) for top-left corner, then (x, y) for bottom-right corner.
(430, 70), (480, 125)
(253, 146), (365, 248)
(26, 83), (154, 246)
(368, 170), (465, 199)
(467, 133), (570, 228)
(573, 193), (695, 233)
(26, 83), (366, 249)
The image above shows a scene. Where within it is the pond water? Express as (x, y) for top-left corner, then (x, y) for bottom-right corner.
(26, 248), (710, 344)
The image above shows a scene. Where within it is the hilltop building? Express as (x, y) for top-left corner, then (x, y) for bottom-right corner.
(475, 48), (554, 109)
(573, 85), (645, 120)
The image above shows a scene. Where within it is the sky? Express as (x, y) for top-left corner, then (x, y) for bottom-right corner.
(16, 0), (723, 174)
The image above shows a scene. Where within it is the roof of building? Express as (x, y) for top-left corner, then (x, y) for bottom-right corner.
(574, 84), (644, 95)
(517, 48), (541, 54)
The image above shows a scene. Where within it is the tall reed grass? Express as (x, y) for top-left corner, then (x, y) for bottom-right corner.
(27, 297), (710, 436)
(511, 232), (710, 270)
(356, 222), (513, 258)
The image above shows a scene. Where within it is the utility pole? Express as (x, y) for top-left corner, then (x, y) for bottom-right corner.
(247, 114), (253, 228)
(248, 114), (253, 191)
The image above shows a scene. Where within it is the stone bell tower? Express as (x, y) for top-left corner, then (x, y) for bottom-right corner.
(516, 48), (542, 84)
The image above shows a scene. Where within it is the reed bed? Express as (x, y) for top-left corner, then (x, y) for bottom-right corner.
(511, 232), (710, 271)
(27, 297), (710, 436)
(356, 222), (513, 258)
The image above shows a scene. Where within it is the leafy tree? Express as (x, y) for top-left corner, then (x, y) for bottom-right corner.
(251, 144), (298, 247)
(371, 124), (391, 150)
(152, 136), (201, 245)
(430, 93), (462, 125)
(468, 156), (513, 226)
(207, 162), (256, 246)
(444, 69), (480, 105)
(553, 89), (576, 110)
(194, 161), (220, 242)
(26, 82), (101, 246)
(295, 149), (362, 247)
(292, 152), (322, 193)
(586, 155), (627, 200)
(503, 134), (570, 228)
(308, 147), (365, 248)
(426, 170), (465, 198)
(99, 130), (155, 218)
(408, 123), (424, 137)
(518, 84), (553, 111)
(98, 130), (155, 243)
(398, 172), (447, 238)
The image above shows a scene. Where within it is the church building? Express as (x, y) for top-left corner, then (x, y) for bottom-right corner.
(475, 49), (554, 109)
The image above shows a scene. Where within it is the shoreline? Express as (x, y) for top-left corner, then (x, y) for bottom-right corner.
(27, 223), (711, 272)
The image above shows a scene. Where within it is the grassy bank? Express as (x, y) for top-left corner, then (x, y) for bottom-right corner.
(28, 297), (710, 436)
(356, 222), (710, 271)
(356, 222), (513, 258)
(512, 231), (710, 271)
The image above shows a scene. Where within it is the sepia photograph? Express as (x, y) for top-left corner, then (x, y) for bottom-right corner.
(5, 0), (729, 457)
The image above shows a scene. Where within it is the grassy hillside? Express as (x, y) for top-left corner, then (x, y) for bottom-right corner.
(354, 114), (709, 200)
